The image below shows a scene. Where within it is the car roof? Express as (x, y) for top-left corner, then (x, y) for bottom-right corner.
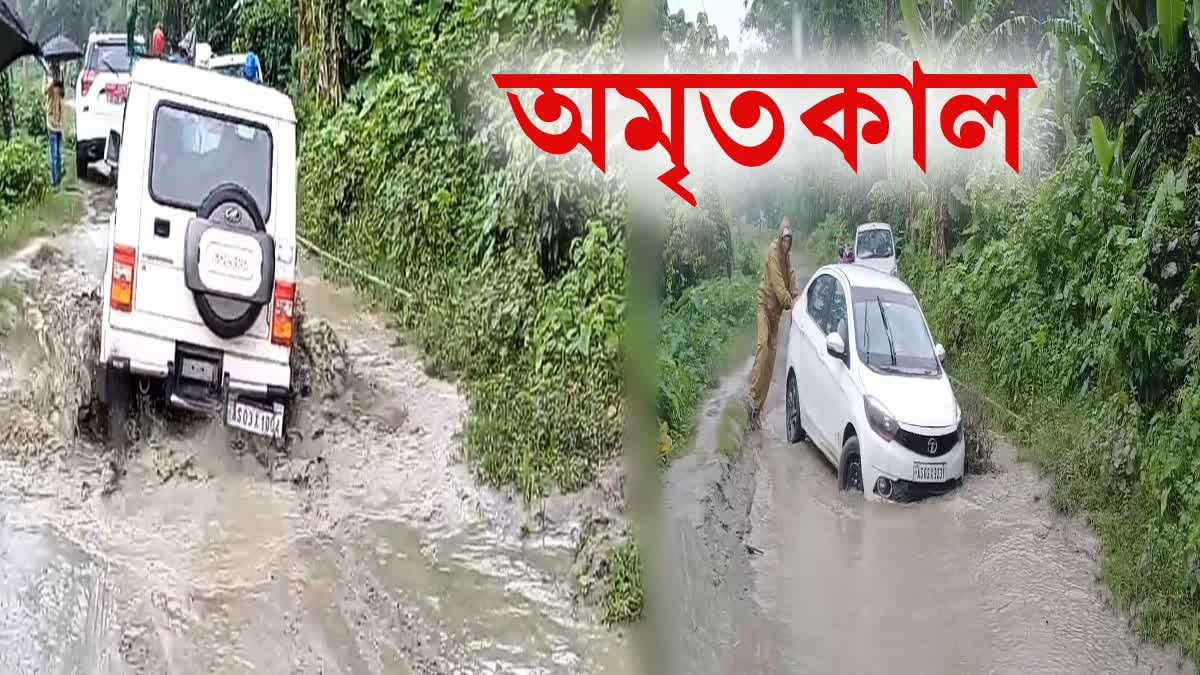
(208, 54), (248, 67)
(131, 59), (295, 123)
(816, 263), (912, 295)
(90, 33), (139, 44)
(856, 222), (893, 233)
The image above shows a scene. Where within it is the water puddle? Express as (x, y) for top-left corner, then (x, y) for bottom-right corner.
(0, 500), (126, 675)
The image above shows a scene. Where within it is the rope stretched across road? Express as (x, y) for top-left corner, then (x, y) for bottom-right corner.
(295, 234), (413, 301)
(946, 373), (1028, 426)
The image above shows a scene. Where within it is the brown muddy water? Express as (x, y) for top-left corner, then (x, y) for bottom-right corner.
(0, 185), (631, 674)
(659, 265), (1197, 675)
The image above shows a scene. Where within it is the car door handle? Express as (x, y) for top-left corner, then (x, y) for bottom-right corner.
(153, 218), (170, 237)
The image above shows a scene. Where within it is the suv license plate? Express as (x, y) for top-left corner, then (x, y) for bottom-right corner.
(226, 398), (283, 439)
(913, 462), (946, 482)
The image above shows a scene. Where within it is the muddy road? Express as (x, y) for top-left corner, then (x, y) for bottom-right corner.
(660, 264), (1197, 675)
(0, 185), (631, 674)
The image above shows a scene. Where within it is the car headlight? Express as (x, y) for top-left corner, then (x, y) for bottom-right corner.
(864, 395), (899, 441)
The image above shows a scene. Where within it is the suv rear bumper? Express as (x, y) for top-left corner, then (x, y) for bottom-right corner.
(100, 324), (289, 401)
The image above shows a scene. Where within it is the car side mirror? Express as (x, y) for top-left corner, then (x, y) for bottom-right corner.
(935, 343), (946, 362)
(826, 332), (846, 359)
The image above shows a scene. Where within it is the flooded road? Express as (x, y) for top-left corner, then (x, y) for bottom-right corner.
(662, 264), (1195, 675)
(0, 184), (631, 674)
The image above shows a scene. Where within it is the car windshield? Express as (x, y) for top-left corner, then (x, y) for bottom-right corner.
(856, 228), (894, 259)
(88, 43), (131, 73)
(852, 286), (939, 375)
(150, 105), (272, 219)
(215, 64), (243, 77)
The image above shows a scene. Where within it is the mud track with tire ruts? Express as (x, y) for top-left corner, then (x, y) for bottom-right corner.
(0, 184), (632, 674)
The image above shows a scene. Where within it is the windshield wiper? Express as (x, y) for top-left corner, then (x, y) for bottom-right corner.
(876, 297), (898, 366)
(863, 301), (871, 365)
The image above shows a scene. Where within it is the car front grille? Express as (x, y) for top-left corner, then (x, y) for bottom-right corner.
(895, 427), (960, 457)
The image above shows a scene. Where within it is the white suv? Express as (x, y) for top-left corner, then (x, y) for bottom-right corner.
(97, 59), (298, 447)
(853, 222), (899, 276)
(783, 264), (963, 501)
(75, 33), (141, 180)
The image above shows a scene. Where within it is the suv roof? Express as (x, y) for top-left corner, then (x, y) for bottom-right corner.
(131, 59), (295, 122)
(856, 222), (893, 233)
(208, 53), (249, 67)
(90, 33), (139, 43)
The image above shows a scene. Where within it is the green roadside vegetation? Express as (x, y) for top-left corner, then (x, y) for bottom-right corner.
(0, 138), (82, 256)
(656, 196), (785, 465)
(2, 68), (83, 256)
(769, 0), (1200, 658)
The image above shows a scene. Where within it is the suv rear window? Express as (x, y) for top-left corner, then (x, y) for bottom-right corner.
(87, 43), (131, 72)
(149, 104), (272, 220)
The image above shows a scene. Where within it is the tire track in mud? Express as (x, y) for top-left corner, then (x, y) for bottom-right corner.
(0, 184), (632, 674)
(661, 263), (1197, 675)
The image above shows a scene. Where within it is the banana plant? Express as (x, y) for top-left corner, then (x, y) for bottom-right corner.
(1089, 114), (1152, 194)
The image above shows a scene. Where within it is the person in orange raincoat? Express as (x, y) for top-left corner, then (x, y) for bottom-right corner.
(151, 23), (165, 56)
(749, 218), (799, 428)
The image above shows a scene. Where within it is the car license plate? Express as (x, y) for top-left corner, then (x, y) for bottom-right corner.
(226, 398), (284, 439)
(913, 462), (946, 482)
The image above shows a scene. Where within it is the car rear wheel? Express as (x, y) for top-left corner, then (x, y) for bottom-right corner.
(785, 371), (805, 443)
(75, 142), (89, 181)
(105, 370), (131, 451)
(839, 436), (863, 492)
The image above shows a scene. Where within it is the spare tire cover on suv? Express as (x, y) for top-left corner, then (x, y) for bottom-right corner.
(186, 184), (274, 339)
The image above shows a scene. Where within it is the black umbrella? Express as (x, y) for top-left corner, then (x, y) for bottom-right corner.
(0, 0), (40, 72)
(41, 34), (82, 62)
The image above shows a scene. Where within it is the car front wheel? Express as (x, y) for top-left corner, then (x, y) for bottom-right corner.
(785, 371), (805, 443)
(839, 436), (863, 492)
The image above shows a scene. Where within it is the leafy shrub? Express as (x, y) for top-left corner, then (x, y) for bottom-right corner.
(0, 137), (50, 216)
(298, 1), (625, 501)
(232, 0), (297, 89)
(802, 209), (849, 266)
(604, 540), (643, 623)
(662, 197), (734, 301)
(658, 276), (757, 449)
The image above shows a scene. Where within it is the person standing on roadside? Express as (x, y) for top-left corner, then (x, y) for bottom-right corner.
(151, 22), (165, 57)
(43, 63), (64, 188)
(749, 218), (799, 428)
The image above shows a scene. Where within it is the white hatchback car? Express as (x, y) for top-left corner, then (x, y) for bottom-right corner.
(97, 59), (298, 447)
(853, 222), (899, 276)
(783, 264), (963, 501)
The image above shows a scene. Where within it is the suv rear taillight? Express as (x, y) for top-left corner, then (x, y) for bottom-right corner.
(81, 69), (96, 97)
(110, 244), (136, 311)
(104, 82), (128, 104)
(271, 280), (295, 347)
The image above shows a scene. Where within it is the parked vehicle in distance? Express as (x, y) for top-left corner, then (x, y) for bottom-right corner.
(75, 32), (142, 179)
(853, 222), (899, 276)
(97, 59), (298, 448)
(783, 264), (963, 501)
(204, 53), (261, 82)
